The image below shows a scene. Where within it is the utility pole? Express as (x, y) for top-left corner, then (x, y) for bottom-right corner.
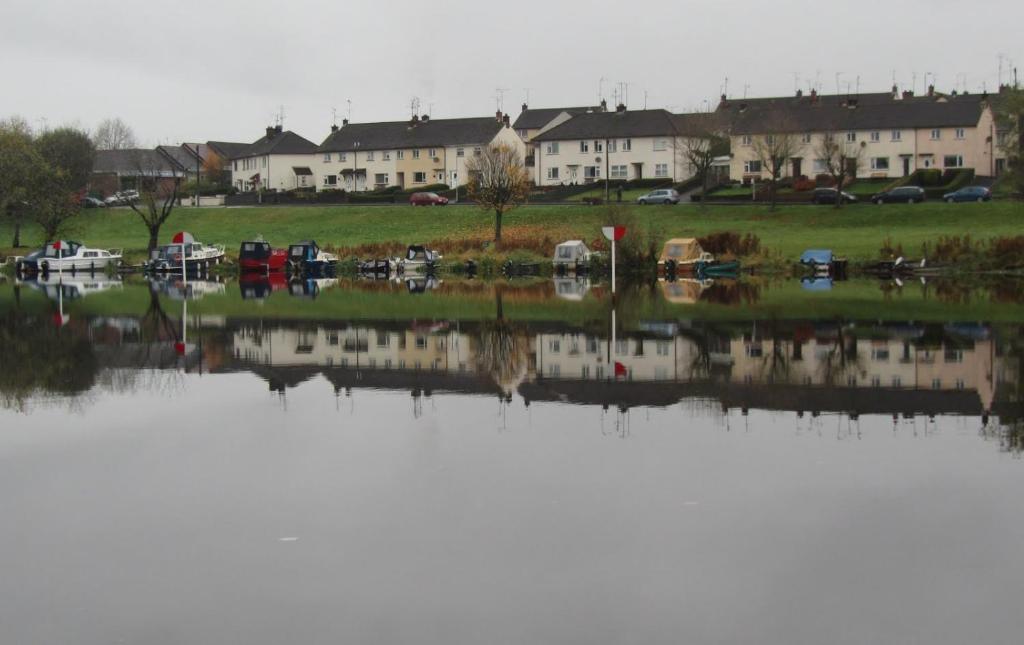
(604, 139), (610, 203)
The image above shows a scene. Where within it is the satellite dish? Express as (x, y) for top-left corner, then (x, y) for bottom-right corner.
(595, 156), (602, 163)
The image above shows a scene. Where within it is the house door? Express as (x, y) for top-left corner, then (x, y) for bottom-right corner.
(396, 172), (405, 189)
(632, 162), (643, 179)
(902, 157), (911, 177)
(995, 159), (1006, 176)
(791, 158), (802, 178)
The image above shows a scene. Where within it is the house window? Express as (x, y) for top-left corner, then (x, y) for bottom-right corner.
(473, 147), (481, 155)
(594, 140), (603, 153)
(579, 141), (589, 153)
(546, 142), (559, 155)
(871, 157), (890, 171)
(414, 171), (427, 183)
(812, 159), (827, 173)
(653, 138), (668, 151)
(382, 151), (391, 161)
(608, 140), (617, 153)
(846, 132), (857, 143)
(396, 150), (404, 160)
(955, 128), (965, 140)
(584, 166), (600, 179)
(870, 131), (881, 143)
(655, 163), (669, 177)
(323, 174), (337, 186)
(744, 160), (762, 173)
(374, 173), (387, 186)
(546, 167), (559, 180)
(412, 149), (420, 159)
(339, 152), (347, 162)
(891, 130), (902, 141)
(323, 153), (332, 162)
(428, 148), (437, 158)
(944, 155), (963, 168)
(622, 139), (632, 151)
(766, 135), (776, 145)
(610, 165), (628, 179)
(366, 151), (374, 161)
(262, 156), (267, 167)
(457, 147), (465, 157)
(801, 133), (812, 144)
(930, 129), (941, 140)
(233, 161), (238, 171)
(741, 135), (752, 146)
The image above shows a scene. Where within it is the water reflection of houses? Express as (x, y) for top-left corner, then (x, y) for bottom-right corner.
(226, 320), (1020, 420)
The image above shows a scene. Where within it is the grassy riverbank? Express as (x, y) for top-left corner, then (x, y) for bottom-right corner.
(1, 201), (1021, 266)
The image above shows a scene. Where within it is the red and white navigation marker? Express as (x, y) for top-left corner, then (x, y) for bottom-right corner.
(172, 231), (195, 287)
(601, 226), (626, 293)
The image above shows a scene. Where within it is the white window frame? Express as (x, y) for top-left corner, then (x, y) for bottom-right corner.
(546, 167), (559, 180)
(428, 148), (437, 158)
(339, 152), (347, 162)
(801, 133), (812, 144)
(741, 135), (752, 146)
(610, 165), (628, 179)
(870, 131), (880, 143)
(943, 154), (964, 168)
(955, 128), (965, 140)
(457, 147), (465, 157)
(594, 140), (603, 153)
(579, 141), (589, 153)
(653, 138), (668, 151)
(607, 140), (617, 153)
(366, 151), (375, 161)
(382, 151), (391, 161)
(412, 149), (420, 159)
(891, 130), (902, 141)
(654, 163), (669, 178)
(622, 139), (632, 151)
(930, 129), (941, 140)
(846, 132), (857, 143)
(413, 171), (427, 183)
(323, 153), (332, 162)
(744, 160), (762, 173)
(870, 157), (890, 171)
(396, 150), (404, 160)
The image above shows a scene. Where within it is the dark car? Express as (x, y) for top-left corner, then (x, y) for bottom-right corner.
(410, 192), (449, 206)
(812, 188), (857, 205)
(943, 186), (992, 203)
(871, 186), (926, 204)
(80, 196), (106, 208)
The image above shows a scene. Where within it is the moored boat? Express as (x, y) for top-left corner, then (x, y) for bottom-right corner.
(145, 240), (225, 273)
(552, 240), (595, 274)
(239, 239), (288, 272)
(15, 240), (122, 275)
(287, 240), (338, 275)
(658, 238), (739, 278)
(800, 249), (848, 279)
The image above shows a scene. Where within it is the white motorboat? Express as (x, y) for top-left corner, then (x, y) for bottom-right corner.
(15, 240), (122, 274)
(145, 241), (225, 273)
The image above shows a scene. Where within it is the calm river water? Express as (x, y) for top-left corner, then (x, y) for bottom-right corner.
(2, 275), (1024, 644)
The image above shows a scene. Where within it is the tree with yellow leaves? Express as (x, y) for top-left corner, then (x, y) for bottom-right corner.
(464, 144), (530, 244)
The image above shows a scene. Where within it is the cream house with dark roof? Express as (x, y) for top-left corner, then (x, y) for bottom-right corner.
(229, 125), (319, 192)
(316, 112), (525, 191)
(721, 87), (1001, 181)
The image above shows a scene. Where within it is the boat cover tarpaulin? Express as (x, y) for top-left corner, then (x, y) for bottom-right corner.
(659, 238), (703, 264)
(800, 249), (834, 265)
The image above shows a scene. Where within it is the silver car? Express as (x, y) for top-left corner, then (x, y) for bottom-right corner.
(637, 188), (680, 205)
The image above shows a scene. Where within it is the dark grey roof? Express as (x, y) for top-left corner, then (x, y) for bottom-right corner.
(242, 130), (318, 158)
(157, 145), (200, 171)
(318, 117), (507, 152)
(92, 149), (184, 176)
(207, 141), (252, 159)
(532, 109), (681, 141)
(512, 105), (602, 130)
(717, 92), (989, 135)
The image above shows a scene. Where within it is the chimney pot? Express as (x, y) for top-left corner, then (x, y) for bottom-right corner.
(422, 114), (430, 122)
(342, 118), (349, 126)
(502, 114), (510, 127)
(265, 126), (275, 138)
(928, 84), (935, 97)
(796, 89), (803, 98)
(496, 110), (503, 122)
(600, 99), (608, 111)
(275, 125), (283, 134)
(521, 102), (528, 112)
(330, 124), (339, 133)
(616, 103), (626, 113)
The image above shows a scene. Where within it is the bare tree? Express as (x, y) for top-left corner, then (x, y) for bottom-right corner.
(94, 118), (137, 150)
(465, 144), (530, 243)
(751, 131), (799, 211)
(815, 131), (865, 209)
(127, 152), (182, 253)
(674, 113), (729, 209)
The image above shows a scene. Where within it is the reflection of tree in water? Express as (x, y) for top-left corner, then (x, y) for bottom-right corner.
(474, 290), (530, 397)
(819, 323), (862, 387)
(0, 309), (97, 411)
(758, 320), (791, 384)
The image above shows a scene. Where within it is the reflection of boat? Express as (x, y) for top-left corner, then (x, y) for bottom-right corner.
(239, 272), (288, 300)
(402, 275), (441, 293)
(288, 277), (338, 299)
(658, 238), (739, 277)
(149, 276), (226, 300)
(239, 239), (287, 272)
(145, 241), (225, 273)
(15, 240), (122, 275)
(659, 278), (711, 304)
(801, 276), (834, 291)
(800, 249), (847, 279)
(553, 277), (591, 301)
(552, 240), (595, 274)
(19, 273), (124, 301)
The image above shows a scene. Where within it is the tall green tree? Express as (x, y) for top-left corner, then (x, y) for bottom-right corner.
(996, 87), (1024, 194)
(0, 123), (48, 247)
(34, 127), (95, 191)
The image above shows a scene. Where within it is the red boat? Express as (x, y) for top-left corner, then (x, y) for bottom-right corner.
(239, 240), (287, 272)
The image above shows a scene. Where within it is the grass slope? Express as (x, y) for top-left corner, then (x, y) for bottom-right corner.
(1, 201), (1021, 263)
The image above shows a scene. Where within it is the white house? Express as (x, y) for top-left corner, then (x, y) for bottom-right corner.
(229, 125), (319, 192)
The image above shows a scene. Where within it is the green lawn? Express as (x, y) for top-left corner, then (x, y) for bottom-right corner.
(567, 187), (657, 202)
(1, 201), (1021, 265)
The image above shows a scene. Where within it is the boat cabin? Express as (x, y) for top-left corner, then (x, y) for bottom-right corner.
(659, 238), (712, 267)
(288, 241), (322, 263)
(405, 245), (441, 264)
(552, 240), (593, 268)
(240, 241), (274, 261)
(43, 240), (82, 258)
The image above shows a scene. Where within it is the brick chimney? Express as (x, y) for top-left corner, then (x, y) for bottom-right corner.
(902, 90), (914, 99)
(330, 124), (339, 133)
(502, 114), (511, 127)
(495, 110), (503, 123)
(521, 102), (528, 112)
(600, 99), (608, 112)
(342, 118), (349, 126)
(796, 89), (803, 98)
(422, 114), (430, 122)
(616, 103), (627, 113)
(810, 88), (818, 103)
(928, 84), (935, 97)
(265, 126), (276, 138)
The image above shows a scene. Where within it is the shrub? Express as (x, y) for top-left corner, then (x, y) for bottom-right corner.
(793, 177), (816, 192)
(414, 183), (449, 192)
(697, 231), (761, 257)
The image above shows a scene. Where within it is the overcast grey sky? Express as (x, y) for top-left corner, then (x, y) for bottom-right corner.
(2, 0), (1020, 147)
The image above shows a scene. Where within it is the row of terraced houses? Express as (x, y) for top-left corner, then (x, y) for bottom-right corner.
(90, 84), (1015, 196)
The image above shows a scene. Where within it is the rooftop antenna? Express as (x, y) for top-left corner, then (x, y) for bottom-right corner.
(998, 53), (1005, 86)
(331, 107), (337, 127)
(599, 77), (607, 104)
(278, 105), (285, 128)
(814, 69), (822, 92)
(855, 75), (860, 96)
(428, 102), (434, 117)
(494, 87), (509, 112)
(409, 96), (421, 118)
(346, 99), (352, 122)
(891, 68), (897, 87)
(644, 89), (648, 110)
(911, 72), (918, 94)
(743, 83), (750, 99)
(523, 88), (531, 106)
(835, 72), (843, 95)
(722, 76), (729, 98)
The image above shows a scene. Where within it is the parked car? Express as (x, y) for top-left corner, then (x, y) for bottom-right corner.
(943, 186), (992, 203)
(104, 190), (140, 206)
(80, 196), (106, 208)
(871, 186), (926, 204)
(637, 188), (680, 205)
(812, 187), (857, 205)
(410, 192), (448, 206)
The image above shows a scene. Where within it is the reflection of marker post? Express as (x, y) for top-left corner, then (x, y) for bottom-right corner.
(601, 226), (626, 294)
